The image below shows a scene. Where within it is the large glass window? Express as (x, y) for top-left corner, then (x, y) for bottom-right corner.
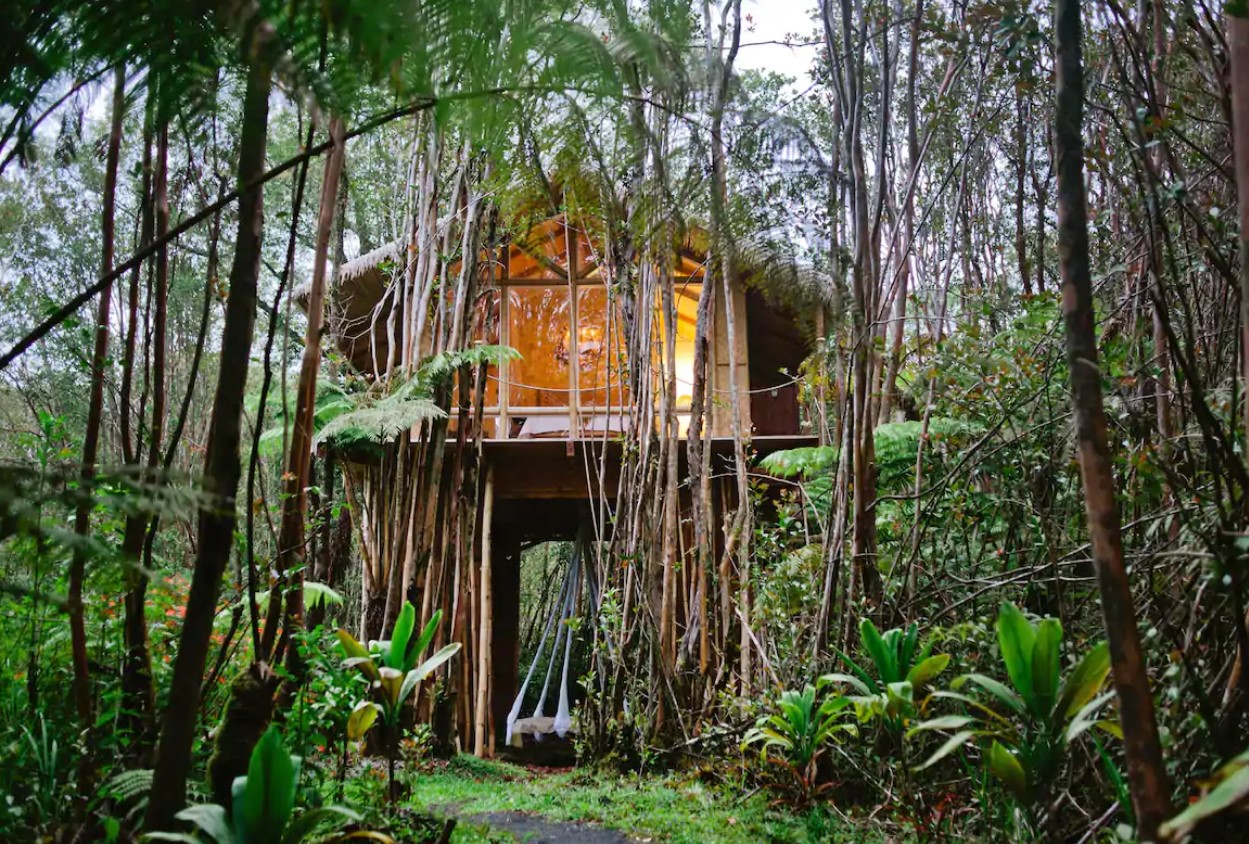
(672, 281), (702, 408)
(494, 282), (704, 424)
(575, 285), (629, 409)
(508, 286), (570, 408)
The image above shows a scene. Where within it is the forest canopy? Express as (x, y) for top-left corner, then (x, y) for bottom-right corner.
(2, 0), (1249, 842)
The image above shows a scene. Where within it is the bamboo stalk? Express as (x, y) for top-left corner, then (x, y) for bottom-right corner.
(474, 466), (495, 756)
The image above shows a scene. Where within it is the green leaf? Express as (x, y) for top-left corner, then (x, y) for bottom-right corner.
(377, 667), (405, 718)
(238, 726), (298, 844)
(347, 701), (380, 742)
(832, 651), (880, 694)
(955, 673), (1028, 716)
(906, 654), (950, 689)
(410, 642), (462, 683)
(899, 624), (921, 675)
(909, 713), (976, 732)
(886, 681), (914, 705)
(336, 630), (380, 683)
(860, 618), (898, 684)
(817, 695), (853, 718)
(1057, 641), (1110, 721)
(996, 602), (1036, 703)
(884, 681), (915, 720)
(144, 835), (205, 843)
(1030, 619), (1062, 718)
(913, 730), (979, 771)
(173, 805), (234, 844)
(406, 608), (443, 673)
(397, 668), (424, 710)
(818, 672), (873, 696)
(929, 689), (1016, 727)
(1159, 754), (1249, 840)
(1065, 691), (1117, 743)
(988, 741), (1029, 803)
(302, 582), (344, 611)
(387, 602), (416, 670)
(758, 445), (838, 479)
(282, 806), (361, 844)
(315, 396), (445, 446)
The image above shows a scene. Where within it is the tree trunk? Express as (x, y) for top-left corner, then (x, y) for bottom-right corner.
(703, 0), (750, 691)
(145, 47), (273, 833)
(686, 271), (715, 674)
(120, 115), (169, 750)
(1221, 0), (1249, 730)
(1053, 0), (1172, 837)
(67, 61), (125, 755)
(879, 0), (923, 425)
(263, 117), (347, 663)
(1015, 86), (1033, 298)
(835, 0), (882, 618)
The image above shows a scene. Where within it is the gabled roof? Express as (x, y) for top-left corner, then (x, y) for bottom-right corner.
(302, 211), (826, 376)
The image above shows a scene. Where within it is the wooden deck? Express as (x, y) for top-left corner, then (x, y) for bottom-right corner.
(483, 434), (819, 500)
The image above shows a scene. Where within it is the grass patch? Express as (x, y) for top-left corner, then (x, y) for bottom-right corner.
(406, 756), (907, 843)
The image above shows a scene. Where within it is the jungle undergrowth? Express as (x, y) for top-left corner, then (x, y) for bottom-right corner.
(353, 754), (912, 844)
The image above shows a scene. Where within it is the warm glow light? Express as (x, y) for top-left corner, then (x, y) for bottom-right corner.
(578, 324), (604, 354)
(675, 345), (694, 407)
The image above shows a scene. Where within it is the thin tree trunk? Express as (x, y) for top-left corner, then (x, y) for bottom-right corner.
(119, 116), (169, 749)
(263, 118), (347, 665)
(262, 119), (347, 738)
(1015, 85), (1033, 298)
(686, 272), (714, 674)
(1053, 1), (1172, 836)
(879, 0), (923, 426)
(145, 46), (273, 833)
(67, 63), (125, 746)
(703, 0), (749, 690)
(835, 0), (881, 618)
(473, 467), (494, 755)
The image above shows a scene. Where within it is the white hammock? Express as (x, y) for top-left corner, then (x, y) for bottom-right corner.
(505, 540), (583, 744)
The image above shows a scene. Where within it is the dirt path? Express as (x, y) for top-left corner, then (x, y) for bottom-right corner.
(462, 811), (638, 843)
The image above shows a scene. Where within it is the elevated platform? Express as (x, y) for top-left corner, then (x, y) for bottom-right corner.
(482, 434), (819, 500)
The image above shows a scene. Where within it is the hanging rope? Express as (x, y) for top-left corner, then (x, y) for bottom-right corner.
(504, 528), (590, 744)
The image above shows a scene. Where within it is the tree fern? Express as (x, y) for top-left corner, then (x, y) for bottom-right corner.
(416, 344), (519, 390)
(314, 396), (444, 448)
(759, 445), (839, 480)
(253, 379), (357, 456)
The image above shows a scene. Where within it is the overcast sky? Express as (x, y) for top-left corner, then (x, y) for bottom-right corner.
(734, 0), (821, 86)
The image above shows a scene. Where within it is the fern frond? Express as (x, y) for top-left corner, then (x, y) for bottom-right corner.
(416, 344), (519, 389)
(759, 446), (838, 479)
(103, 768), (154, 804)
(315, 398), (445, 446)
(217, 581), (345, 625)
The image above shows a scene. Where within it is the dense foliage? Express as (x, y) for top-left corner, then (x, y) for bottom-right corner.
(1, 0), (1249, 842)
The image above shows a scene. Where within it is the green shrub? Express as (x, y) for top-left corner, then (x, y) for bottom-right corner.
(910, 601), (1116, 831)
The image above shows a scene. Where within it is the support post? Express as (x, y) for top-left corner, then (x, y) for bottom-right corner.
(474, 466), (495, 756)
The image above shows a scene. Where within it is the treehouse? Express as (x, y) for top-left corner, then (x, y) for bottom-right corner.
(309, 211), (821, 754)
(325, 214), (815, 443)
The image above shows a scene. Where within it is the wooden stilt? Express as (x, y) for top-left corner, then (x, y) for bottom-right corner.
(474, 465), (495, 756)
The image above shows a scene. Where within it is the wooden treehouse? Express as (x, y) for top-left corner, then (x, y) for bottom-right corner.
(310, 212), (819, 755)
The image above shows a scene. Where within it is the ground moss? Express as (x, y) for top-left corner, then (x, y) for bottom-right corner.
(400, 756), (908, 843)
